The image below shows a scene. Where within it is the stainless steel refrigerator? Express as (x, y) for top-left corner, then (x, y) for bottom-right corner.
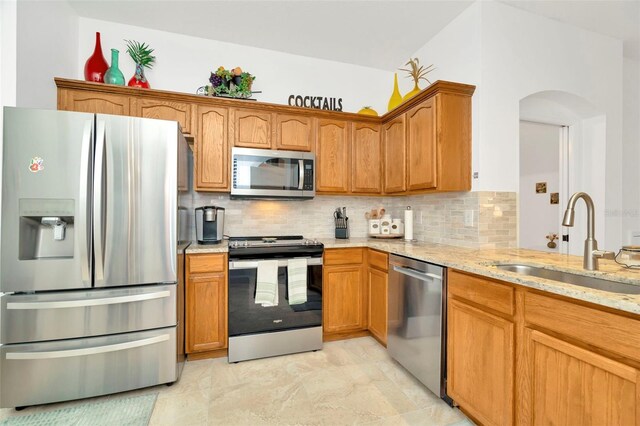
(0, 107), (189, 408)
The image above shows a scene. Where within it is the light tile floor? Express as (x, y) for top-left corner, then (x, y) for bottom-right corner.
(0, 337), (473, 425)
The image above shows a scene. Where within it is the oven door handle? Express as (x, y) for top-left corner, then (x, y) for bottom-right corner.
(229, 258), (323, 270)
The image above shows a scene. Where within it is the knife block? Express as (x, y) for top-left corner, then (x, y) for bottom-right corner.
(335, 220), (349, 239)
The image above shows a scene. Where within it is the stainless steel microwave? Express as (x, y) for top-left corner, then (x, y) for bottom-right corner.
(231, 147), (315, 199)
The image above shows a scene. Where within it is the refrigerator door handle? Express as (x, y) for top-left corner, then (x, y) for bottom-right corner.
(93, 120), (106, 281)
(5, 334), (170, 360)
(6, 290), (171, 310)
(78, 120), (93, 285)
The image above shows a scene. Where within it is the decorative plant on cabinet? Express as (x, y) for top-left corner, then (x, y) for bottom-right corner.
(125, 40), (156, 88)
(400, 58), (435, 101)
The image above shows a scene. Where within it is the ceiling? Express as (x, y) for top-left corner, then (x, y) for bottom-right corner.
(67, 0), (474, 70)
(499, 0), (640, 60)
(68, 0), (640, 69)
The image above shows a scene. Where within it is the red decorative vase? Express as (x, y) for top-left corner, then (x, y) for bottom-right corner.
(127, 63), (150, 89)
(84, 32), (108, 83)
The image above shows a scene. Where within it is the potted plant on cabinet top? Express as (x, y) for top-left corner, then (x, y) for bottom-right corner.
(125, 40), (156, 88)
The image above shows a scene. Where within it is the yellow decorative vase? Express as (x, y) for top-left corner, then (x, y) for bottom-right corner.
(402, 83), (422, 101)
(358, 106), (378, 116)
(387, 73), (403, 112)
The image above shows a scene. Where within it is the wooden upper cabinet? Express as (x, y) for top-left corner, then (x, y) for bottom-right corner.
(231, 108), (272, 149)
(58, 89), (131, 116)
(195, 105), (229, 191)
(382, 116), (406, 193)
(406, 98), (437, 191)
(275, 114), (313, 151)
(351, 122), (382, 194)
(133, 98), (193, 135)
(316, 119), (350, 193)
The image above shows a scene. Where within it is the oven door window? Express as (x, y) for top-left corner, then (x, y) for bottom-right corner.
(228, 265), (322, 337)
(234, 155), (301, 190)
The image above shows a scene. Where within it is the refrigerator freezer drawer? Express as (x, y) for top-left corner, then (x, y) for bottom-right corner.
(1, 284), (177, 344)
(0, 326), (177, 408)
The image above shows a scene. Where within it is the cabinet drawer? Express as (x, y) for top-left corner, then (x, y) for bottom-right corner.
(324, 248), (364, 265)
(368, 249), (388, 272)
(188, 253), (226, 274)
(525, 291), (640, 363)
(448, 270), (514, 317)
(0, 327), (176, 408)
(1, 284), (177, 344)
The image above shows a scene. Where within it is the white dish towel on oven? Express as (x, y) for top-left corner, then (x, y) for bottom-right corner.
(287, 258), (308, 305)
(255, 260), (279, 307)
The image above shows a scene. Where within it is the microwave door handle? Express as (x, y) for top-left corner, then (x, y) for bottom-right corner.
(298, 159), (304, 190)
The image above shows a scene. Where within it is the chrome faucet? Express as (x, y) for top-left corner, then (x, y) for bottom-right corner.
(562, 192), (615, 270)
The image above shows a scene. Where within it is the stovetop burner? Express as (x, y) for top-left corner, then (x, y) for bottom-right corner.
(228, 235), (321, 248)
(228, 235), (323, 259)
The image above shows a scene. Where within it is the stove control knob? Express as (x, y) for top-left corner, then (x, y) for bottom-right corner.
(243, 241), (249, 247)
(313, 239), (319, 244)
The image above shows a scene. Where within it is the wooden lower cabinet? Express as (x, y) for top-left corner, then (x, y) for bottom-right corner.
(448, 269), (640, 426)
(526, 329), (639, 425)
(186, 254), (228, 353)
(323, 265), (366, 333)
(323, 248), (367, 336)
(367, 267), (387, 345)
(447, 298), (514, 426)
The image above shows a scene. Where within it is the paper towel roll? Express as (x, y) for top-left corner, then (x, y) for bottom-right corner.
(404, 207), (413, 241)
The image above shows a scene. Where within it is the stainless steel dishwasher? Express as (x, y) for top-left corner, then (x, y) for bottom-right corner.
(388, 254), (450, 403)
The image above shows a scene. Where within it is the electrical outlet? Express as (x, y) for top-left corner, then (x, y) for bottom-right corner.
(464, 210), (475, 227)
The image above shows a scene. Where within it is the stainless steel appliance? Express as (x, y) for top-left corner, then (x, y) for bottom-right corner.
(0, 107), (190, 408)
(231, 147), (315, 199)
(227, 236), (323, 362)
(195, 206), (225, 244)
(387, 254), (451, 403)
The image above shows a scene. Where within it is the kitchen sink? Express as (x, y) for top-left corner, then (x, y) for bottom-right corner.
(495, 264), (640, 295)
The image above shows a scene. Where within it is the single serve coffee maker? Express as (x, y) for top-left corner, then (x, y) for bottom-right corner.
(195, 206), (225, 244)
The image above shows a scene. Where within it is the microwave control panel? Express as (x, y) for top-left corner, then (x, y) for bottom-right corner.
(303, 160), (314, 190)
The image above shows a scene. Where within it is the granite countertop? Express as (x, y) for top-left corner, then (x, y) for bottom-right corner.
(185, 241), (229, 253)
(185, 238), (640, 315)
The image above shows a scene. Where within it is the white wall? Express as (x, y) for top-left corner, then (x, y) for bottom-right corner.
(399, 2), (482, 187)
(622, 58), (640, 244)
(480, 1), (623, 249)
(404, 0), (625, 249)
(76, 18), (393, 114)
(1, 0), (17, 108)
(15, 1), (78, 109)
(519, 121), (561, 252)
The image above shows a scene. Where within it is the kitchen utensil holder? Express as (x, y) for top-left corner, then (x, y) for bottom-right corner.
(335, 217), (349, 239)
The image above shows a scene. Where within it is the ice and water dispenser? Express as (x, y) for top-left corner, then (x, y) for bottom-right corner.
(18, 198), (75, 260)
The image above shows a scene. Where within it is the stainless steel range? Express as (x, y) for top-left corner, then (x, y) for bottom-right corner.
(227, 236), (323, 362)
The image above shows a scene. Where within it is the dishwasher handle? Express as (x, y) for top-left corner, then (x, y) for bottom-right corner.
(392, 265), (442, 282)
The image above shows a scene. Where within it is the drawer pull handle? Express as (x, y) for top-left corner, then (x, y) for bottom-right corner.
(5, 334), (170, 360)
(6, 291), (171, 310)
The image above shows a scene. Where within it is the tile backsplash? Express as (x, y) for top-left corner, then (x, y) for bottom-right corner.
(184, 191), (517, 248)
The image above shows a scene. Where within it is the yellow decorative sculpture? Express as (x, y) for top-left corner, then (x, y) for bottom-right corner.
(387, 73), (403, 112)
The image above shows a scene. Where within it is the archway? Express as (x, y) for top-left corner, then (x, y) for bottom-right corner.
(518, 91), (606, 255)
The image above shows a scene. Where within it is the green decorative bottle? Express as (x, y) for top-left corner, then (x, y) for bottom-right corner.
(104, 48), (125, 86)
